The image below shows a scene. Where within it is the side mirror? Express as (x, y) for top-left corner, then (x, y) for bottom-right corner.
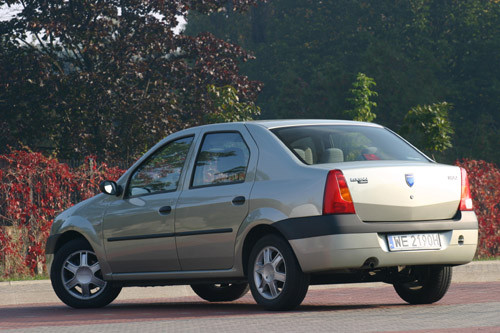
(99, 180), (122, 196)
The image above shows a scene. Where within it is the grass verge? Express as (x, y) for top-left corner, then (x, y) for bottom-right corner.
(0, 274), (49, 282)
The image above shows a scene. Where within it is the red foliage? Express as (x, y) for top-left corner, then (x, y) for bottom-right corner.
(456, 159), (500, 258)
(0, 152), (498, 278)
(0, 150), (124, 278)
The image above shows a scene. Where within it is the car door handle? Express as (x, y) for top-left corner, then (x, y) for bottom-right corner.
(158, 206), (172, 215)
(232, 196), (246, 206)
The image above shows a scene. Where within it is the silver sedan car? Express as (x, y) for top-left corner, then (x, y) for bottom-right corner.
(46, 120), (478, 310)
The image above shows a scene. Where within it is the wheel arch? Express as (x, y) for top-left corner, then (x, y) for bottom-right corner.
(47, 215), (111, 277)
(46, 230), (94, 276)
(53, 231), (90, 255)
(241, 224), (287, 277)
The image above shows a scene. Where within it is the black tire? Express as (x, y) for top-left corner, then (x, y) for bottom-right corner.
(248, 234), (310, 311)
(191, 283), (249, 302)
(50, 238), (122, 308)
(393, 265), (452, 304)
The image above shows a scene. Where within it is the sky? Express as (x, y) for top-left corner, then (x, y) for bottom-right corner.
(0, 3), (21, 21)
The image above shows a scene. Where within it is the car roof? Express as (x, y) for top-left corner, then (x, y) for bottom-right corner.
(247, 119), (383, 129)
(168, 119), (384, 139)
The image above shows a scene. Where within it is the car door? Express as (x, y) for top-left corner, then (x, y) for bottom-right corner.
(175, 126), (258, 270)
(102, 136), (194, 273)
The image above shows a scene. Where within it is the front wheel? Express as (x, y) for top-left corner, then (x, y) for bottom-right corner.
(393, 265), (452, 304)
(191, 283), (249, 302)
(248, 234), (309, 311)
(50, 238), (122, 308)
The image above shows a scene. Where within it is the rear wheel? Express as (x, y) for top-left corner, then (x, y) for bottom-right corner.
(393, 265), (452, 304)
(51, 238), (121, 308)
(248, 234), (309, 311)
(191, 283), (249, 302)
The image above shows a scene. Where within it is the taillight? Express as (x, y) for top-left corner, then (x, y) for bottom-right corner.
(459, 167), (474, 211)
(323, 170), (355, 215)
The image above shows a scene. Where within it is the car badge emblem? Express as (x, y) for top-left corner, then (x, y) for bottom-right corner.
(405, 174), (414, 187)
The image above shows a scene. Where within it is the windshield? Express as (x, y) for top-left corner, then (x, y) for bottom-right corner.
(271, 125), (429, 165)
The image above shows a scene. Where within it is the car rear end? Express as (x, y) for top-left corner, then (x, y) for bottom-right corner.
(264, 121), (478, 273)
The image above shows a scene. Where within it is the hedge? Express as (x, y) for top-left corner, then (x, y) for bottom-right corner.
(0, 150), (123, 278)
(0, 150), (498, 278)
(456, 159), (500, 258)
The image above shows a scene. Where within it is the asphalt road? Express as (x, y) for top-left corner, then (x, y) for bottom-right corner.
(1, 282), (500, 332)
(1, 263), (499, 332)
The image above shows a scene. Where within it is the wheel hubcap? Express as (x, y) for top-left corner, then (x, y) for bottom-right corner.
(263, 264), (275, 282)
(61, 250), (107, 300)
(253, 246), (286, 300)
(75, 266), (93, 284)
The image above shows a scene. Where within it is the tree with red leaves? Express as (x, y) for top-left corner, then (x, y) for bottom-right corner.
(0, 0), (263, 162)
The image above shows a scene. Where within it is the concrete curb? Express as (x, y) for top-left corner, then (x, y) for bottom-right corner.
(452, 260), (500, 282)
(1, 261), (498, 306)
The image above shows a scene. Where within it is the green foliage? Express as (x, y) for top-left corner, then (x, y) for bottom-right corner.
(204, 85), (261, 123)
(186, 0), (500, 164)
(344, 73), (378, 122)
(0, 0), (263, 162)
(402, 102), (454, 155)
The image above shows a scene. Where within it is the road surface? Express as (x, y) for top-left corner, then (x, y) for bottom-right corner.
(1, 281), (499, 332)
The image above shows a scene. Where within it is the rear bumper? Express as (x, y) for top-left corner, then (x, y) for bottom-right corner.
(273, 211), (478, 273)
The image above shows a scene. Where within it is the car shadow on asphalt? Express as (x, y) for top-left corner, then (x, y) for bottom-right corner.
(0, 299), (410, 325)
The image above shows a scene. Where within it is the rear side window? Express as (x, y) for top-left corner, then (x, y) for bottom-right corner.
(271, 125), (429, 164)
(192, 132), (250, 187)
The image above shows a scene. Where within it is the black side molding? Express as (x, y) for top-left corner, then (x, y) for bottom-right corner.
(107, 228), (233, 242)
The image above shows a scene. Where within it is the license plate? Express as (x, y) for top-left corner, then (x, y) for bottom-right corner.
(387, 233), (441, 252)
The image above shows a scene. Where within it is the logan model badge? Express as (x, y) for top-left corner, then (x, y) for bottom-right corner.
(405, 174), (415, 187)
(350, 177), (368, 184)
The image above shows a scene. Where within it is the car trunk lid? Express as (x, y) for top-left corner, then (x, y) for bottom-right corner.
(339, 163), (461, 221)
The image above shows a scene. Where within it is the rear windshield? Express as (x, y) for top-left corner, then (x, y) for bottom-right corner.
(271, 125), (429, 165)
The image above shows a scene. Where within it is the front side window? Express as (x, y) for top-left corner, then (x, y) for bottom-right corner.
(271, 125), (429, 165)
(192, 132), (250, 188)
(127, 136), (194, 197)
